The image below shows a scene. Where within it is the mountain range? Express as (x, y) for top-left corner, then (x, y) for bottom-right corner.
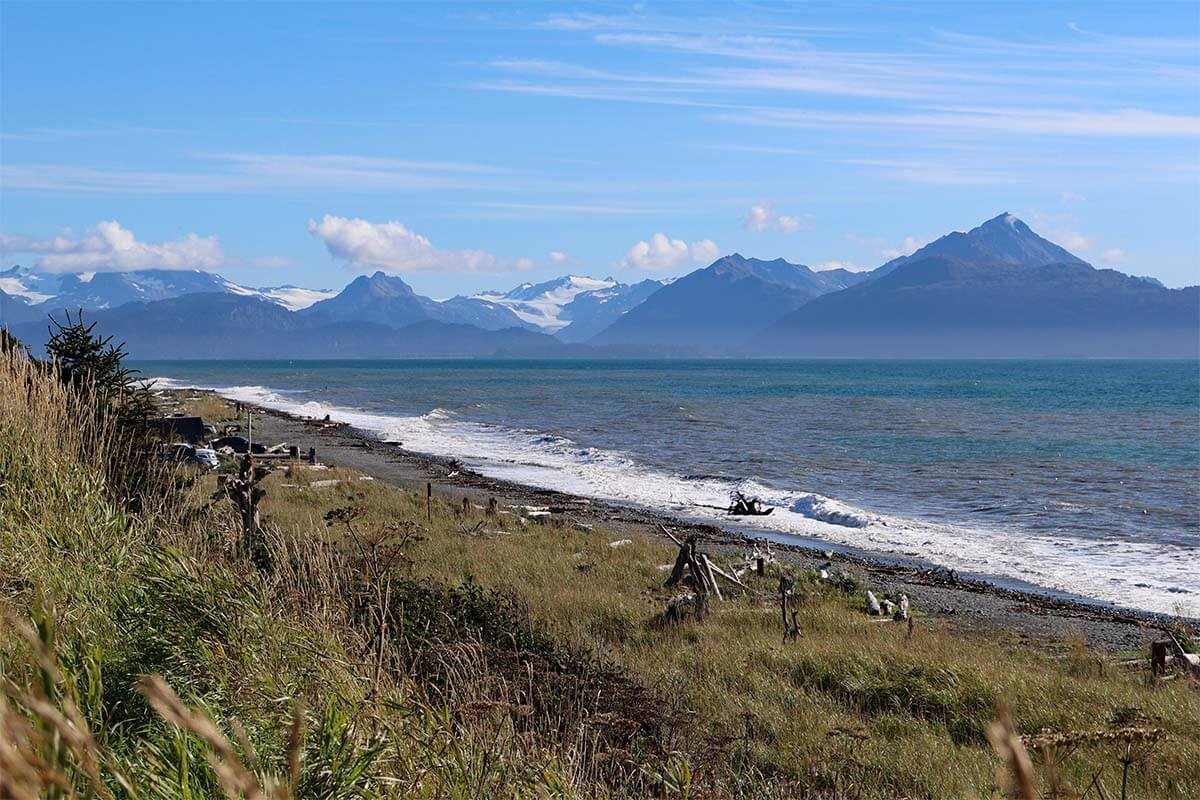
(590, 254), (867, 353)
(3, 213), (1197, 358)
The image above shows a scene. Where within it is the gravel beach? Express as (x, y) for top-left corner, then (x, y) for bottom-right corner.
(191, 389), (1185, 655)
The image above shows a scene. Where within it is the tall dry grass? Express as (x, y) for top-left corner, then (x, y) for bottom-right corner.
(4, 346), (1198, 798)
(0, 348), (663, 798)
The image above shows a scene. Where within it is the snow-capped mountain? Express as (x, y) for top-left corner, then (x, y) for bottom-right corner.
(473, 274), (667, 337)
(473, 275), (619, 332)
(0, 265), (334, 313)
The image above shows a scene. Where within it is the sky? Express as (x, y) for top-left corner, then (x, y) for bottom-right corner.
(1, 1), (1198, 296)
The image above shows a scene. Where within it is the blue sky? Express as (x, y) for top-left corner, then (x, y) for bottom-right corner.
(1, 1), (1198, 296)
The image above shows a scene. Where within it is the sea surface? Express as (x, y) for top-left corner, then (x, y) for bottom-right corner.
(139, 359), (1200, 616)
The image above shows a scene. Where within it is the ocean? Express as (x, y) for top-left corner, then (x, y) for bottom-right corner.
(139, 359), (1200, 617)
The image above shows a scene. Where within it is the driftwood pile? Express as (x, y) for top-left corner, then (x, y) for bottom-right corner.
(660, 529), (756, 626)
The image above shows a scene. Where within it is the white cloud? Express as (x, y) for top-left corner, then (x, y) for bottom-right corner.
(307, 215), (532, 274)
(743, 202), (772, 232)
(743, 201), (810, 234)
(0, 220), (226, 273)
(690, 238), (720, 264)
(880, 236), (928, 260)
(621, 233), (720, 271)
(548, 250), (569, 263)
(1101, 248), (1126, 264)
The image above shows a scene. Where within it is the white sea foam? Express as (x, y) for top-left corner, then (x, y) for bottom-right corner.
(152, 377), (1200, 618)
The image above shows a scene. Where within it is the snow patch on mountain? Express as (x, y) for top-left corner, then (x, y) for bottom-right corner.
(473, 275), (623, 332)
(256, 285), (339, 311)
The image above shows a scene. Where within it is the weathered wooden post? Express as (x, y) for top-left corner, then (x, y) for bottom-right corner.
(756, 556), (765, 577)
(487, 497), (498, 518)
(1151, 641), (1169, 676)
(218, 454), (268, 556)
(426, 482), (432, 522)
(779, 574), (800, 641)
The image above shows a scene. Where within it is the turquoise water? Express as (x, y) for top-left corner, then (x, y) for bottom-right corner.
(139, 359), (1200, 615)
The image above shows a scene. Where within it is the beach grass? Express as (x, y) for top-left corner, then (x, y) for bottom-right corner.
(3, 348), (1198, 798)
(264, 465), (1200, 799)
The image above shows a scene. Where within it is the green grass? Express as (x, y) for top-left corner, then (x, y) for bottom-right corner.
(3, 358), (1199, 799)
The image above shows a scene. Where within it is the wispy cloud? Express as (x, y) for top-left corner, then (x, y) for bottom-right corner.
(727, 106), (1200, 138)
(0, 125), (186, 141)
(464, 200), (677, 216)
(482, 12), (1200, 147)
(0, 152), (501, 194)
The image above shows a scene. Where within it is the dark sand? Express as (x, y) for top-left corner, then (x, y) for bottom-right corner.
(188, 390), (1184, 655)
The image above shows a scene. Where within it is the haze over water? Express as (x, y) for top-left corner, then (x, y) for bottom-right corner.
(144, 359), (1200, 617)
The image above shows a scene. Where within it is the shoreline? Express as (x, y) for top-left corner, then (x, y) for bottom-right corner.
(170, 387), (1192, 654)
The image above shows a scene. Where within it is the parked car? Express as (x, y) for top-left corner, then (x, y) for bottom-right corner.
(209, 435), (266, 455)
(163, 442), (221, 470)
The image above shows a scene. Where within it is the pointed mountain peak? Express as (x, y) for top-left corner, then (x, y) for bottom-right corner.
(975, 212), (1032, 234)
(874, 213), (1088, 276)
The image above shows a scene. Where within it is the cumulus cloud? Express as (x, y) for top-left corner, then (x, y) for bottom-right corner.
(880, 236), (928, 260)
(0, 220), (226, 273)
(1101, 248), (1126, 264)
(621, 233), (719, 272)
(548, 250), (569, 263)
(743, 202), (772, 232)
(743, 201), (810, 234)
(307, 215), (533, 274)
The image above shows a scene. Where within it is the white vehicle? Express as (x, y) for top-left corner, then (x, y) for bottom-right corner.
(166, 443), (221, 470)
(192, 447), (221, 470)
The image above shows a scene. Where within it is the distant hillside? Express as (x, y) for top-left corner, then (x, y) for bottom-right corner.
(750, 256), (1200, 357)
(10, 293), (563, 359)
(589, 254), (865, 353)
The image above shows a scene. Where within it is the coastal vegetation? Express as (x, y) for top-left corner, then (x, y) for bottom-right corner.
(1, 330), (1198, 798)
